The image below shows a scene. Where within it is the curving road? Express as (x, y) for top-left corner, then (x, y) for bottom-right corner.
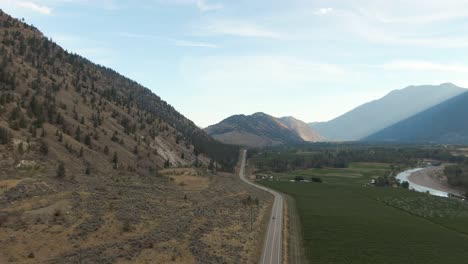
(239, 149), (283, 264)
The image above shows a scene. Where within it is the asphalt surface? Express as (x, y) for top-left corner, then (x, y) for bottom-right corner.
(239, 150), (283, 264)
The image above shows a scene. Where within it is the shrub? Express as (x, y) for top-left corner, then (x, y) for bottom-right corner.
(401, 181), (410, 189)
(311, 177), (322, 183)
(294, 176), (305, 181)
(122, 220), (131, 232)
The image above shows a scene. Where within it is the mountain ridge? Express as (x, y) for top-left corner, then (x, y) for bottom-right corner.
(364, 91), (468, 144)
(309, 83), (467, 141)
(205, 112), (323, 147)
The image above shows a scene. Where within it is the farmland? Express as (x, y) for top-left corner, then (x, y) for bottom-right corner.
(259, 163), (468, 264)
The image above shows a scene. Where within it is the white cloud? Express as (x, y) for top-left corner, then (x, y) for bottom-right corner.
(355, 28), (468, 48)
(335, 0), (468, 26)
(14, 1), (51, 14)
(173, 39), (218, 48)
(383, 60), (468, 73)
(156, 0), (222, 12)
(195, 0), (222, 12)
(49, 33), (113, 66)
(117, 32), (157, 39)
(314, 8), (333, 16)
(198, 19), (285, 39)
(117, 33), (217, 48)
(322, 6), (468, 48)
(180, 55), (352, 93)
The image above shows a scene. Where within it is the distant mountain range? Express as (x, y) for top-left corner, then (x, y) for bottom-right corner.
(309, 83), (467, 141)
(364, 91), (468, 144)
(205, 113), (323, 147)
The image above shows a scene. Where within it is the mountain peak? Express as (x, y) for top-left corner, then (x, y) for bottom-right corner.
(205, 113), (323, 147)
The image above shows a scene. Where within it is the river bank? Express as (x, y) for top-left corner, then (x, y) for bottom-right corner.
(396, 166), (464, 197)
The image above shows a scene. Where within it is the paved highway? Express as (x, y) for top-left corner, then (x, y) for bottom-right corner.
(239, 150), (283, 264)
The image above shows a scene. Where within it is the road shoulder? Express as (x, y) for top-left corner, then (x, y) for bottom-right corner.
(284, 194), (308, 264)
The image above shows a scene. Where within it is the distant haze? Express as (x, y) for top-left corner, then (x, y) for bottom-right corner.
(365, 91), (468, 144)
(310, 83), (467, 141)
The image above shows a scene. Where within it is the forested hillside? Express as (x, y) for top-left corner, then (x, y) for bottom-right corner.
(0, 10), (238, 173)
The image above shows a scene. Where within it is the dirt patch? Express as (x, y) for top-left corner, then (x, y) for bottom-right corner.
(172, 175), (209, 190)
(0, 179), (22, 195)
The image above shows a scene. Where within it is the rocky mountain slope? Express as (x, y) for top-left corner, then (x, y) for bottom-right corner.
(0, 10), (269, 263)
(364, 91), (468, 144)
(310, 83), (466, 141)
(205, 112), (323, 147)
(279, 116), (324, 142)
(0, 9), (239, 172)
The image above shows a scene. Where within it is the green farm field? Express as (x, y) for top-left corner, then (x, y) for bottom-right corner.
(260, 163), (468, 264)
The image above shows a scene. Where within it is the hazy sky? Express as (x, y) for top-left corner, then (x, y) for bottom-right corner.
(1, 0), (468, 127)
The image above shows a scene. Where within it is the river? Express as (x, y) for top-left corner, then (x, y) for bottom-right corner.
(395, 168), (449, 197)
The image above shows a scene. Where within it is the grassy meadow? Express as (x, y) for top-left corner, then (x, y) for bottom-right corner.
(260, 162), (468, 264)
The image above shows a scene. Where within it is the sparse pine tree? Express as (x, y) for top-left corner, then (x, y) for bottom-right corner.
(18, 142), (24, 154)
(0, 126), (9, 144)
(112, 152), (118, 169)
(75, 126), (81, 141)
(164, 159), (171, 168)
(39, 140), (48, 155)
(31, 125), (37, 137)
(56, 161), (65, 178)
(85, 165), (91, 175)
(84, 134), (91, 146)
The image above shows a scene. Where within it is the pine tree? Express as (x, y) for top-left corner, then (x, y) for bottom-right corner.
(18, 142), (24, 154)
(39, 140), (48, 155)
(112, 152), (118, 169)
(0, 126), (10, 144)
(75, 126), (81, 141)
(85, 165), (91, 175)
(84, 134), (91, 145)
(56, 161), (65, 178)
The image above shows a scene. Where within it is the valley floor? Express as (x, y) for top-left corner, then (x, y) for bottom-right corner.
(260, 163), (468, 264)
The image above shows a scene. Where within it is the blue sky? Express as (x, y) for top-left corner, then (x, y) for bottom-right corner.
(1, 0), (468, 127)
